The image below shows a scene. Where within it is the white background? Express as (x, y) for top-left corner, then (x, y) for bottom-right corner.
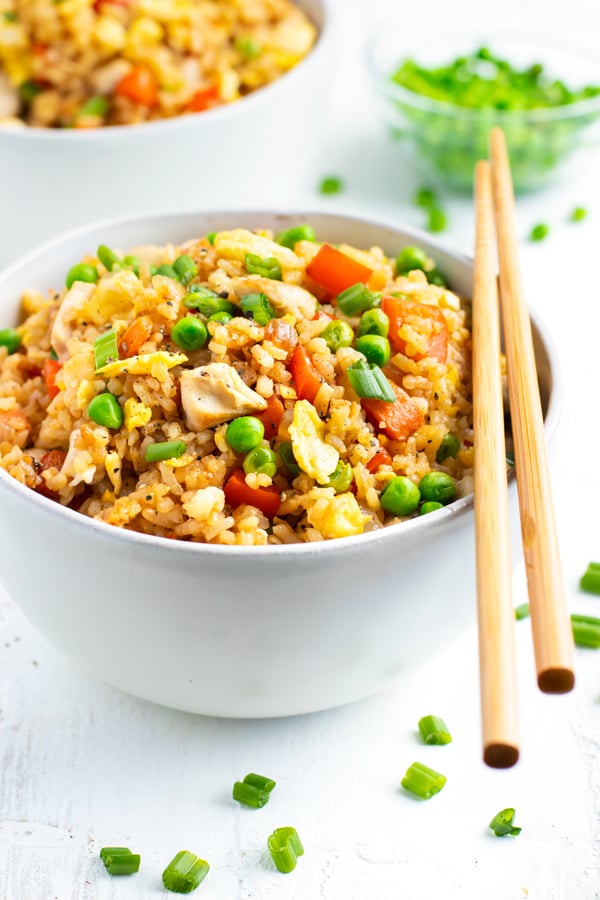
(1, 0), (600, 897)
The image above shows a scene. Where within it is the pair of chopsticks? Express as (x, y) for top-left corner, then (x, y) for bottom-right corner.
(473, 128), (575, 769)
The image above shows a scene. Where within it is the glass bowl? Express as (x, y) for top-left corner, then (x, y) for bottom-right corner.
(368, 23), (600, 193)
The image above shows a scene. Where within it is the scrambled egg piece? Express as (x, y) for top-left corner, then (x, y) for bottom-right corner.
(96, 351), (187, 377)
(124, 398), (153, 431)
(307, 492), (368, 539)
(289, 400), (339, 485)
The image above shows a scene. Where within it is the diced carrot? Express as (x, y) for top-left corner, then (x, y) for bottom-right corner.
(35, 449), (66, 498)
(289, 345), (324, 403)
(119, 316), (153, 358)
(186, 84), (220, 113)
(306, 244), (373, 297)
(224, 469), (281, 519)
(42, 358), (62, 401)
(361, 382), (424, 442)
(381, 294), (448, 363)
(256, 394), (285, 441)
(31, 43), (47, 56)
(366, 448), (393, 473)
(116, 66), (159, 107)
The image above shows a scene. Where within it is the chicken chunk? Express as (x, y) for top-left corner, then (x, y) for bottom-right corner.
(229, 275), (317, 320)
(50, 281), (97, 361)
(180, 363), (267, 432)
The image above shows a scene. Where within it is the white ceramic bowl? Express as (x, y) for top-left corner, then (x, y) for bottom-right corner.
(0, 0), (332, 268)
(0, 210), (559, 718)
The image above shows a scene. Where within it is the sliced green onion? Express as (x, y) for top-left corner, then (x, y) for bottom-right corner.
(401, 762), (446, 799)
(245, 253), (282, 281)
(275, 224), (316, 249)
(100, 847), (141, 876)
(489, 808), (521, 837)
(233, 772), (276, 808)
(209, 311), (233, 325)
(418, 714), (452, 745)
(267, 827), (304, 874)
(571, 614), (600, 648)
(94, 328), (118, 370)
(514, 603), (530, 621)
(206, 232), (217, 245)
(184, 287), (236, 317)
(580, 562), (600, 596)
(240, 292), (275, 325)
(336, 282), (381, 317)
(319, 175), (343, 195)
(154, 264), (179, 280)
(346, 359), (396, 402)
(326, 461), (353, 494)
(0, 328), (22, 355)
(162, 851), (209, 893)
(436, 433), (460, 463)
(173, 255), (198, 286)
(145, 440), (187, 463)
(79, 96), (109, 117)
(97, 245), (123, 272)
(123, 255), (141, 276)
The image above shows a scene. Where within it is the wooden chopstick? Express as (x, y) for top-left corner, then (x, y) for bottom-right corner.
(473, 160), (519, 768)
(489, 127), (575, 694)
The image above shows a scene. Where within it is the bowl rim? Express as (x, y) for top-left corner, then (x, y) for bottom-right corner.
(366, 22), (600, 123)
(0, 207), (561, 560)
(0, 0), (332, 143)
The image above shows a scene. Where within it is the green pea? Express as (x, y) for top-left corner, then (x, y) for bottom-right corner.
(278, 441), (301, 477)
(243, 446), (277, 477)
(415, 187), (437, 209)
(395, 246), (427, 274)
(87, 393), (123, 430)
(170, 316), (208, 351)
(420, 501), (444, 515)
(65, 263), (99, 290)
(319, 175), (343, 195)
(357, 309), (389, 338)
(354, 334), (391, 367)
(154, 264), (179, 280)
(226, 416), (265, 453)
(427, 207), (448, 233)
(275, 224), (316, 249)
(419, 471), (456, 504)
(436, 433), (460, 464)
(326, 461), (353, 494)
(123, 255), (141, 276)
(209, 311), (233, 324)
(173, 254), (198, 286)
(380, 476), (421, 516)
(0, 328), (22, 355)
(319, 320), (354, 352)
(427, 268), (448, 287)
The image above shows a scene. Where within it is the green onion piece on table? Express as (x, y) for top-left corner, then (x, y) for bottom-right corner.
(570, 614), (600, 648)
(401, 761), (446, 799)
(173, 255), (198, 286)
(570, 207), (587, 222)
(580, 562), (600, 596)
(94, 328), (119, 370)
(514, 603), (530, 621)
(0, 328), (22, 355)
(162, 850), (209, 894)
(233, 772), (276, 808)
(240, 292), (275, 325)
(319, 175), (343, 195)
(336, 283), (381, 317)
(145, 440), (187, 463)
(87, 393), (123, 430)
(65, 263), (99, 289)
(489, 808), (521, 837)
(97, 245), (123, 272)
(415, 187), (437, 209)
(427, 207), (448, 233)
(436, 432), (460, 463)
(100, 846), (141, 875)
(529, 223), (549, 242)
(346, 359), (396, 402)
(267, 827), (304, 874)
(275, 224), (316, 249)
(245, 253), (282, 280)
(418, 714), (452, 745)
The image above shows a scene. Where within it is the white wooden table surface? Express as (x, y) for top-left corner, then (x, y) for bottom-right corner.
(1, 1), (599, 897)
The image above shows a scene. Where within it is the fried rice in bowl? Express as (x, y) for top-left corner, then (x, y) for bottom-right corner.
(0, 210), (559, 717)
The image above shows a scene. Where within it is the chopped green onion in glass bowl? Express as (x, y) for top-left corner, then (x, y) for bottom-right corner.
(368, 24), (600, 193)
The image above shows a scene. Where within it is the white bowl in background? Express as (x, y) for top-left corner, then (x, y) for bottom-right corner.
(0, 0), (332, 268)
(0, 210), (559, 717)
